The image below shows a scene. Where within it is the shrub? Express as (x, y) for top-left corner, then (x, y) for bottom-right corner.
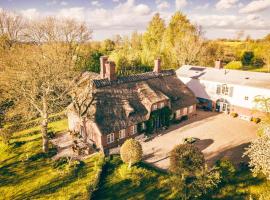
(230, 112), (238, 118)
(215, 158), (236, 184)
(251, 117), (261, 124)
(225, 61), (242, 70)
(241, 51), (254, 66)
(120, 139), (143, 168)
(169, 144), (205, 175)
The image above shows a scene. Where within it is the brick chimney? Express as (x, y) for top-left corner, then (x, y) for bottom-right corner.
(153, 58), (161, 73)
(215, 60), (223, 69)
(100, 56), (108, 78)
(105, 61), (116, 81)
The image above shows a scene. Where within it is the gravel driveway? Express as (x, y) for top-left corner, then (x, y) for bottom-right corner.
(142, 110), (258, 169)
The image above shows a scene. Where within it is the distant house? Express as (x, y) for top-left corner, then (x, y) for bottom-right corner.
(176, 61), (270, 120)
(67, 57), (196, 151)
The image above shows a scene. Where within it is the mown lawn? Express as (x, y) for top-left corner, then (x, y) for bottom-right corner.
(0, 119), (104, 200)
(93, 155), (172, 200)
(93, 156), (270, 200)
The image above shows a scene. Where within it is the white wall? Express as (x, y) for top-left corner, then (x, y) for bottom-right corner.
(179, 76), (270, 109)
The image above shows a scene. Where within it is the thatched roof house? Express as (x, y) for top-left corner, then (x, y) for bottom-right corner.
(67, 57), (196, 151)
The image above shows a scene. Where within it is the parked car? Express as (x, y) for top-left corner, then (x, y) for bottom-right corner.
(182, 137), (199, 144)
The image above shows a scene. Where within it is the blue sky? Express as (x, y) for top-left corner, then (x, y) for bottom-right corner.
(1, 0), (270, 40)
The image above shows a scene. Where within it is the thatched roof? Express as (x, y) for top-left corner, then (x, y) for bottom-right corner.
(70, 70), (196, 135)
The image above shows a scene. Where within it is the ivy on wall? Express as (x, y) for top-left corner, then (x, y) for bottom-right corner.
(145, 106), (172, 134)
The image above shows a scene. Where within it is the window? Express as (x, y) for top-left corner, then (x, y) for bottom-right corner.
(152, 104), (157, 110)
(131, 125), (137, 135)
(119, 129), (125, 139)
(222, 84), (229, 95)
(217, 84), (231, 96)
(244, 96), (249, 101)
(107, 133), (114, 144)
(216, 85), (221, 95)
(183, 108), (188, 115)
(176, 110), (181, 118)
(160, 102), (165, 109)
(188, 105), (193, 113)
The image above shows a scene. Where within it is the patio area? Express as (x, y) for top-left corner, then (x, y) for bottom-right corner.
(142, 110), (258, 169)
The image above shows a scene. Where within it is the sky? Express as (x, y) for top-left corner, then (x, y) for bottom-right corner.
(1, 0), (270, 40)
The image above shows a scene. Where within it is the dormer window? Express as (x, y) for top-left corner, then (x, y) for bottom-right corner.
(153, 104), (157, 111)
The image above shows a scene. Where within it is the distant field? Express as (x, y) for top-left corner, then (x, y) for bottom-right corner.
(0, 119), (104, 200)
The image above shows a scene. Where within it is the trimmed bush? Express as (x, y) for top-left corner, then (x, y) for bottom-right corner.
(120, 139), (143, 168)
(251, 117), (261, 124)
(225, 61), (242, 70)
(230, 112), (238, 118)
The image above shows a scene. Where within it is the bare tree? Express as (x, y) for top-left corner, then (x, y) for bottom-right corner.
(0, 17), (92, 153)
(0, 9), (26, 46)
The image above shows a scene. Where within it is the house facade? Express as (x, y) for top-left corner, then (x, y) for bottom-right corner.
(176, 61), (270, 120)
(67, 57), (197, 151)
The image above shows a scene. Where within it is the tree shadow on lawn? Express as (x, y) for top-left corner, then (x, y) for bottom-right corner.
(93, 156), (170, 200)
(12, 161), (87, 200)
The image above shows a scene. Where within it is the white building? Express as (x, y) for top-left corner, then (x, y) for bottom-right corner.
(176, 64), (270, 119)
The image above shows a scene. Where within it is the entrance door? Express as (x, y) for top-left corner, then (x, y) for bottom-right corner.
(219, 102), (228, 112)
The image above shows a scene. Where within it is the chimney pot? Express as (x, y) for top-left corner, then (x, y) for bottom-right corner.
(215, 60), (223, 69)
(100, 56), (108, 78)
(154, 58), (161, 73)
(105, 61), (116, 81)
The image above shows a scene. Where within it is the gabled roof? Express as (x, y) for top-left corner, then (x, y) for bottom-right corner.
(177, 65), (270, 89)
(70, 70), (196, 135)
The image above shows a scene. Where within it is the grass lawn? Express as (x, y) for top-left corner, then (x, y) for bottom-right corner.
(0, 119), (104, 200)
(92, 155), (172, 200)
(93, 156), (270, 200)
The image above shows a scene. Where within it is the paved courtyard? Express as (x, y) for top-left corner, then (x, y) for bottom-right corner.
(142, 110), (258, 170)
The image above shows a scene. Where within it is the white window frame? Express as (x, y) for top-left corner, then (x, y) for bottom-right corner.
(176, 110), (181, 118)
(119, 129), (126, 139)
(244, 96), (249, 101)
(183, 108), (188, 115)
(188, 105), (193, 114)
(160, 102), (165, 109)
(107, 133), (114, 144)
(131, 125), (137, 135)
(152, 104), (157, 111)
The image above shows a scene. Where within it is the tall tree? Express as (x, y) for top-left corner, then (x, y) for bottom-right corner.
(0, 9), (26, 47)
(142, 13), (166, 66)
(163, 12), (205, 68)
(0, 17), (92, 153)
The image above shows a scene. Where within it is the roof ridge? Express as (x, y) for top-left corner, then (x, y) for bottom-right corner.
(93, 69), (175, 88)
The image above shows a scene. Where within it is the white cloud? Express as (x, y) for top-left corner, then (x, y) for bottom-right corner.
(239, 0), (270, 13)
(91, 1), (102, 7)
(60, 1), (68, 6)
(20, 8), (40, 19)
(216, 0), (239, 10)
(192, 14), (270, 30)
(195, 3), (209, 10)
(175, 0), (187, 10)
(157, 1), (170, 10)
(58, 7), (85, 21)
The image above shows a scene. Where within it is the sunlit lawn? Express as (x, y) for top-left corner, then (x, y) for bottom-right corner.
(92, 155), (172, 200)
(0, 119), (104, 200)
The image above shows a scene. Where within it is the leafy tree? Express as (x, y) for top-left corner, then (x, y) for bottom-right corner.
(163, 12), (204, 68)
(241, 51), (254, 66)
(169, 144), (220, 199)
(142, 13), (165, 66)
(244, 134), (270, 179)
(244, 96), (270, 179)
(169, 144), (205, 176)
(85, 51), (103, 73)
(120, 139), (143, 168)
